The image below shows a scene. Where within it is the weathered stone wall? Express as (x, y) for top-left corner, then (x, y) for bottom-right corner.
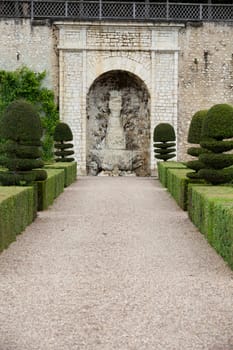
(87, 70), (150, 176)
(0, 19), (58, 96)
(1, 19), (233, 173)
(57, 21), (180, 174)
(178, 22), (233, 161)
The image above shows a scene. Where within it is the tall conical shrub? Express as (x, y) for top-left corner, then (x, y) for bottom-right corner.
(198, 104), (233, 185)
(153, 123), (176, 161)
(0, 99), (47, 185)
(54, 122), (74, 162)
(186, 110), (208, 179)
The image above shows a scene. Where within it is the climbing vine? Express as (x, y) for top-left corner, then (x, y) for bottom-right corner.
(0, 67), (59, 160)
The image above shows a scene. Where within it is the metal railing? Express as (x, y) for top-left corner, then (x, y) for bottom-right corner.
(0, 1), (232, 22)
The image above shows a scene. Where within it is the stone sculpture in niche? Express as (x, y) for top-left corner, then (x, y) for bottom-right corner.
(105, 91), (125, 150)
(88, 90), (136, 176)
(101, 91), (133, 175)
(86, 71), (150, 176)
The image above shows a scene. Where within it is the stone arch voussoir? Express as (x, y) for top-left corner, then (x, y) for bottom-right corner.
(86, 56), (151, 94)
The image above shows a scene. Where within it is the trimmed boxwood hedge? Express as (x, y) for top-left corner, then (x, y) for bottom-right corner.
(36, 168), (65, 211)
(54, 123), (74, 162)
(201, 140), (233, 153)
(199, 153), (233, 169)
(166, 168), (193, 210)
(201, 104), (233, 140)
(186, 109), (208, 179)
(199, 104), (233, 184)
(0, 164), (77, 254)
(0, 100), (47, 185)
(0, 186), (34, 252)
(157, 161), (187, 187)
(45, 162), (77, 187)
(211, 202), (233, 269)
(188, 185), (233, 269)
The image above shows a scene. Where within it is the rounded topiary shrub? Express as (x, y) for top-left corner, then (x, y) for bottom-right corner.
(153, 123), (176, 161)
(198, 103), (233, 185)
(202, 104), (233, 140)
(186, 110), (208, 179)
(54, 122), (74, 162)
(0, 99), (47, 185)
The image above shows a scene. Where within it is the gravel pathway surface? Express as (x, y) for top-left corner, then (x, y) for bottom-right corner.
(0, 177), (233, 350)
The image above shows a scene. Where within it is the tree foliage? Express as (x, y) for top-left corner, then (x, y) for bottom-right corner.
(0, 67), (59, 160)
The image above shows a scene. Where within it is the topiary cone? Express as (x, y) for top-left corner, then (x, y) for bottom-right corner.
(0, 100), (47, 185)
(198, 104), (233, 184)
(186, 109), (208, 179)
(153, 123), (176, 162)
(54, 122), (75, 162)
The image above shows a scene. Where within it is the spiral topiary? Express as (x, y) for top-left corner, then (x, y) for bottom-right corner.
(186, 110), (208, 179)
(54, 122), (74, 162)
(153, 123), (176, 161)
(0, 99), (47, 185)
(198, 104), (233, 184)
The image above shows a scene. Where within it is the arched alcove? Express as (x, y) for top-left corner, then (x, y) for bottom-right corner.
(86, 70), (151, 176)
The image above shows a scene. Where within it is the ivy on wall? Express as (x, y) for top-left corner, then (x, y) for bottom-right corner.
(0, 67), (59, 160)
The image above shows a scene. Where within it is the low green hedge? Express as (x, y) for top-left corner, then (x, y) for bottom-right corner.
(36, 168), (65, 211)
(166, 168), (193, 210)
(211, 202), (233, 269)
(188, 185), (233, 269)
(45, 162), (77, 187)
(0, 186), (34, 252)
(157, 161), (187, 187)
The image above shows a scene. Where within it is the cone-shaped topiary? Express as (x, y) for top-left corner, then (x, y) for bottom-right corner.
(0, 99), (47, 185)
(198, 104), (233, 184)
(186, 110), (208, 179)
(153, 123), (176, 161)
(54, 122), (74, 162)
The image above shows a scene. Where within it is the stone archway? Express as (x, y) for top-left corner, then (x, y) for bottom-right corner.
(56, 21), (181, 175)
(86, 70), (150, 176)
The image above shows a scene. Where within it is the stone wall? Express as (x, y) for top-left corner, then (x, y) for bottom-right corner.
(57, 21), (180, 174)
(0, 19), (58, 96)
(1, 19), (233, 173)
(178, 22), (233, 161)
(87, 71), (150, 176)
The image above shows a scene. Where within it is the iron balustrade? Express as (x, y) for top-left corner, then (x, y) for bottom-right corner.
(0, 1), (232, 21)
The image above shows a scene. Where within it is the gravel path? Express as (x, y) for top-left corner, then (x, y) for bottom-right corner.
(0, 177), (233, 350)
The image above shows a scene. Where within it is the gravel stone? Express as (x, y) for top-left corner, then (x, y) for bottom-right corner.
(0, 177), (232, 350)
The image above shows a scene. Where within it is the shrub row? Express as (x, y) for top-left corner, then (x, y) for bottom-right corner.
(158, 162), (204, 210)
(0, 186), (34, 252)
(166, 168), (193, 210)
(188, 185), (233, 269)
(37, 168), (65, 211)
(158, 162), (233, 269)
(45, 162), (77, 187)
(157, 161), (187, 188)
(0, 162), (77, 252)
